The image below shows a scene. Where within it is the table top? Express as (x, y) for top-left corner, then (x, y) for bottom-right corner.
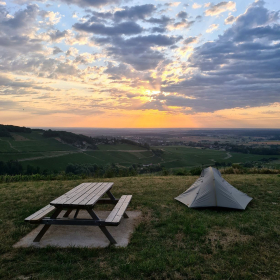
(50, 182), (114, 208)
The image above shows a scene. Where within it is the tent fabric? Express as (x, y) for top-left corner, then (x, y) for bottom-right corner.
(175, 167), (252, 210)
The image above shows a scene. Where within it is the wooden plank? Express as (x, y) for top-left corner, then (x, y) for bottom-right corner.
(106, 195), (132, 223)
(25, 204), (55, 222)
(106, 195), (127, 221)
(63, 182), (108, 206)
(84, 183), (114, 206)
(55, 183), (91, 205)
(50, 183), (89, 205)
(70, 183), (103, 205)
(51, 183), (87, 204)
(111, 196), (132, 223)
(62, 182), (98, 205)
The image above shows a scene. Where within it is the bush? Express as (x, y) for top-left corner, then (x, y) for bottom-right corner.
(190, 167), (202, 176)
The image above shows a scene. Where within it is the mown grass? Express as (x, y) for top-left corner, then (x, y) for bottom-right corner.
(0, 175), (279, 279)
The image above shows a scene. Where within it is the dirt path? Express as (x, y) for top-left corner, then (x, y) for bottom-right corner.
(224, 152), (232, 159)
(17, 149), (151, 162)
(94, 150), (146, 152)
(0, 139), (20, 152)
(18, 151), (79, 162)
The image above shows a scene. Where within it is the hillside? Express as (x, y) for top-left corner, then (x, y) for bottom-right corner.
(0, 125), (155, 174)
(1, 125), (280, 176)
(0, 174), (279, 279)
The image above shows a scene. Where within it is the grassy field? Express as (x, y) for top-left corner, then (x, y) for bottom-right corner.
(19, 150), (158, 171)
(1, 133), (280, 172)
(0, 175), (279, 279)
(97, 144), (146, 151)
(0, 132), (77, 154)
(156, 146), (280, 169)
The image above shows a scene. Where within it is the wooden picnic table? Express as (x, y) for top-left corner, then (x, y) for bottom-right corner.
(25, 182), (132, 244)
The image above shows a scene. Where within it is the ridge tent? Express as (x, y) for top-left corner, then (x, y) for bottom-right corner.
(175, 167), (252, 210)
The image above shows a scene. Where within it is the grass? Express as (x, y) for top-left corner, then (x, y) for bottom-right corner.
(156, 146), (280, 169)
(97, 144), (146, 151)
(0, 132), (77, 153)
(0, 175), (279, 279)
(0, 152), (45, 162)
(20, 151), (159, 171)
(0, 139), (18, 153)
(2, 133), (280, 173)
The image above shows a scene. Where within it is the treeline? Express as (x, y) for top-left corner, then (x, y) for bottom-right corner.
(43, 130), (98, 149)
(66, 163), (138, 178)
(0, 160), (164, 177)
(0, 161), (41, 175)
(227, 144), (280, 155)
(0, 163), (279, 183)
(0, 124), (31, 137)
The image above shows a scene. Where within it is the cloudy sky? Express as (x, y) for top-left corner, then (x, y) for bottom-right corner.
(1, 0), (280, 128)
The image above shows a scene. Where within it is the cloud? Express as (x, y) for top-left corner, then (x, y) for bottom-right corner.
(73, 21), (143, 36)
(192, 3), (202, 9)
(39, 10), (61, 25)
(66, 47), (79, 57)
(150, 27), (166, 33)
(113, 4), (156, 22)
(177, 11), (188, 19)
(161, 1), (280, 113)
(225, 15), (235, 25)
(206, 23), (219, 33)
(205, 1), (236, 16)
(183, 36), (199, 45)
(52, 46), (63, 54)
(169, 19), (195, 30)
(57, 0), (120, 8)
(146, 15), (172, 26)
(0, 4), (38, 35)
(48, 29), (69, 42)
(93, 35), (182, 70)
(0, 74), (61, 96)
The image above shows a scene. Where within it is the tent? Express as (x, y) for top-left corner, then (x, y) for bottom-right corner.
(175, 167), (252, 210)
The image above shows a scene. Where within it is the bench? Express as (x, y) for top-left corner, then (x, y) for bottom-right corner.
(25, 204), (55, 224)
(106, 195), (132, 224)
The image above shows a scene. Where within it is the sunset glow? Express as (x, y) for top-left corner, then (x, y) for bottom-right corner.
(1, 0), (280, 128)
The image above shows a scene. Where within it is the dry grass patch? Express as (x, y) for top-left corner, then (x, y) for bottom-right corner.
(11, 133), (30, 141)
(207, 227), (253, 251)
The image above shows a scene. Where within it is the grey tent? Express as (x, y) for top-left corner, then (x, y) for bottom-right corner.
(175, 167), (252, 210)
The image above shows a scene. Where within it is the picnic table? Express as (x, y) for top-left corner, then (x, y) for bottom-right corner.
(25, 182), (132, 244)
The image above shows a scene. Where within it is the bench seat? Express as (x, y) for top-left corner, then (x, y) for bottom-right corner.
(25, 204), (55, 223)
(106, 195), (132, 224)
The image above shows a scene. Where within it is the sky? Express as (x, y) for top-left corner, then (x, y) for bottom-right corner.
(0, 0), (280, 128)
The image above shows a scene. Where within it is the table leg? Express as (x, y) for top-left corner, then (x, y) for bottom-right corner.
(33, 208), (62, 242)
(106, 190), (116, 200)
(74, 209), (80, 219)
(123, 212), (129, 218)
(87, 209), (117, 244)
(87, 209), (100, 220)
(63, 209), (72, 218)
(99, 226), (117, 244)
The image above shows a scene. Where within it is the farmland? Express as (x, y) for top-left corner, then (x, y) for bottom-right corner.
(157, 146), (280, 169)
(1, 128), (280, 173)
